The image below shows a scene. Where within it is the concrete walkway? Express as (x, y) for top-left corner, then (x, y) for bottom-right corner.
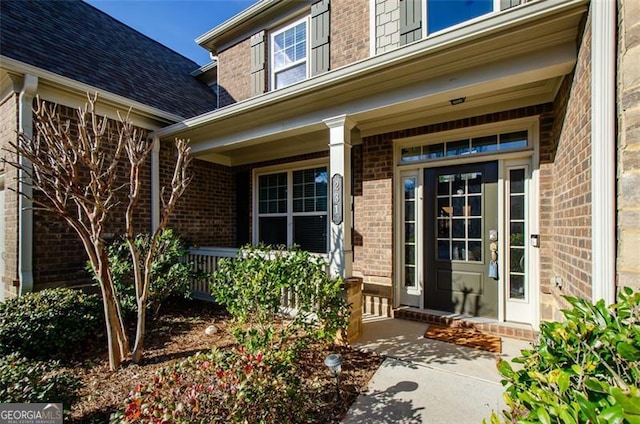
(343, 316), (532, 424)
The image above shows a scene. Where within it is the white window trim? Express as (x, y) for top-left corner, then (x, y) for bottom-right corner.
(252, 158), (329, 252)
(270, 16), (310, 91)
(398, 170), (423, 297)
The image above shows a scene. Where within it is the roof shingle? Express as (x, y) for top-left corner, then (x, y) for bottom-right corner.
(0, 0), (217, 118)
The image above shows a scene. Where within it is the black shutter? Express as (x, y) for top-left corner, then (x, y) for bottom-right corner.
(311, 0), (330, 76)
(250, 31), (266, 96)
(501, 0), (523, 10)
(400, 0), (422, 45)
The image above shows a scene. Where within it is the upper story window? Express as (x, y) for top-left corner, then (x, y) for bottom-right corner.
(271, 18), (309, 89)
(426, 0), (493, 34)
(397, 0), (521, 47)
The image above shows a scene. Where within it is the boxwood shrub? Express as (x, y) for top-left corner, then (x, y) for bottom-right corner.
(0, 287), (103, 361)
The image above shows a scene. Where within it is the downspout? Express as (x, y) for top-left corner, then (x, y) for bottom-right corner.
(591, 0), (616, 305)
(18, 74), (38, 295)
(151, 137), (160, 231)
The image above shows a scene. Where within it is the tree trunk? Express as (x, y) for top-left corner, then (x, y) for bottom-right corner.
(131, 295), (146, 363)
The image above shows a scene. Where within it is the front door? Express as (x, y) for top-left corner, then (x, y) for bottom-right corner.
(424, 162), (499, 318)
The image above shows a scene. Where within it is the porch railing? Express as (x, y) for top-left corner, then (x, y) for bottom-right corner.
(187, 247), (238, 300)
(186, 247), (331, 314)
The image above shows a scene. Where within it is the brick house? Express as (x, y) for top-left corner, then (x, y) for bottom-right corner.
(1, 0), (638, 338)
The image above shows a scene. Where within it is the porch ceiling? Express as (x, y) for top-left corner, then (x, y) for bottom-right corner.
(154, 0), (587, 166)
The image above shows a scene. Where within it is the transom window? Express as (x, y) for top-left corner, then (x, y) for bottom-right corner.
(271, 18), (308, 90)
(400, 130), (528, 164)
(256, 166), (328, 253)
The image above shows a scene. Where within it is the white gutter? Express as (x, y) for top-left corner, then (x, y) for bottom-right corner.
(591, 0), (616, 305)
(151, 137), (160, 231)
(1, 56), (185, 124)
(18, 74), (38, 295)
(155, 0), (588, 140)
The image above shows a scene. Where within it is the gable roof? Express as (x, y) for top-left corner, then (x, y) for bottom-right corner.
(0, 0), (217, 119)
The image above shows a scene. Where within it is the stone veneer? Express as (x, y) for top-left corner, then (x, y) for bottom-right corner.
(617, 0), (640, 291)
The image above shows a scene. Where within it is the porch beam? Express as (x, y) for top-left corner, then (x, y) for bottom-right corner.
(324, 115), (355, 279)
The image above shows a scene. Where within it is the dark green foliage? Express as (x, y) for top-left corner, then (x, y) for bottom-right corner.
(0, 288), (102, 361)
(209, 245), (349, 357)
(103, 229), (198, 319)
(492, 287), (640, 424)
(0, 353), (81, 410)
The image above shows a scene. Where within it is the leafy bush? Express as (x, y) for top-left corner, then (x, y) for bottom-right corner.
(492, 287), (640, 423)
(103, 229), (198, 318)
(210, 245), (349, 357)
(0, 353), (81, 410)
(113, 347), (303, 423)
(0, 287), (102, 360)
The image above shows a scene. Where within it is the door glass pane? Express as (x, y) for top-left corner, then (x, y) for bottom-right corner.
(508, 168), (527, 300)
(435, 171), (483, 262)
(403, 176), (418, 288)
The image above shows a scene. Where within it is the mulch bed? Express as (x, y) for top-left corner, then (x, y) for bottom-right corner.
(68, 300), (382, 423)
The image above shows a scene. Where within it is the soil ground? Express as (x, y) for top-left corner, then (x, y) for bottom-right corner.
(69, 300), (382, 423)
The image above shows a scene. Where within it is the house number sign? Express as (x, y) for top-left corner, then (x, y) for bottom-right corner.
(332, 173), (343, 225)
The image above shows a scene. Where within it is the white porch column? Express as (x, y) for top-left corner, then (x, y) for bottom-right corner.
(324, 115), (355, 278)
(18, 74), (38, 295)
(591, 0), (616, 305)
(151, 137), (160, 231)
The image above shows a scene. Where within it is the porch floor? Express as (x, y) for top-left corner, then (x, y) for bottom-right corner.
(393, 306), (537, 341)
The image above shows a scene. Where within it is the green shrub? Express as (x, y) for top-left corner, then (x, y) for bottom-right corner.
(0, 353), (81, 410)
(209, 245), (349, 357)
(113, 347), (303, 423)
(102, 229), (197, 319)
(492, 287), (640, 423)
(0, 287), (102, 360)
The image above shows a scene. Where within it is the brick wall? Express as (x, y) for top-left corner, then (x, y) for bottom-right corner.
(374, 0), (400, 54)
(0, 92), (19, 298)
(160, 144), (235, 248)
(538, 12), (592, 321)
(356, 105), (554, 293)
(330, 0), (370, 69)
(617, 0), (640, 291)
(32, 102), (153, 289)
(217, 37), (252, 108)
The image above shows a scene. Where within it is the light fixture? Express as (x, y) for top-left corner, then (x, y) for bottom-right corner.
(324, 353), (342, 401)
(450, 97), (466, 106)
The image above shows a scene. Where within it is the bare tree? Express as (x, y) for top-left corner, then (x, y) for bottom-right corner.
(5, 94), (192, 369)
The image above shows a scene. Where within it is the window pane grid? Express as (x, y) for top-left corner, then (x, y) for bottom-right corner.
(436, 173), (483, 262)
(400, 131), (528, 164)
(403, 177), (418, 288)
(273, 20), (307, 89)
(508, 168), (527, 300)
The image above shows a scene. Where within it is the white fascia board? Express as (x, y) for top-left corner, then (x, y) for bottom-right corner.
(188, 41), (576, 154)
(155, 0), (587, 140)
(0, 56), (185, 124)
(195, 0), (287, 48)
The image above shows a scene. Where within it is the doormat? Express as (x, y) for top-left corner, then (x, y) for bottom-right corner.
(424, 324), (502, 353)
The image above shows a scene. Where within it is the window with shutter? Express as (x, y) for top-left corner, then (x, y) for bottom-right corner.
(310, 0), (330, 76)
(271, 18), (309, 90)
(400, 0), (422, 45)
(250, 31), (266, 96)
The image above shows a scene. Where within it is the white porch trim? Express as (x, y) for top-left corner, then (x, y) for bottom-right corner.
(18, 73), (38, 295)
(590, 0), (616, 305)
(324, 115), (355, 278)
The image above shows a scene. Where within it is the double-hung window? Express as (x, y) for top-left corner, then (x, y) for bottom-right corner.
(271, 17), (308, 89)
(256, 165), (328, 253)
